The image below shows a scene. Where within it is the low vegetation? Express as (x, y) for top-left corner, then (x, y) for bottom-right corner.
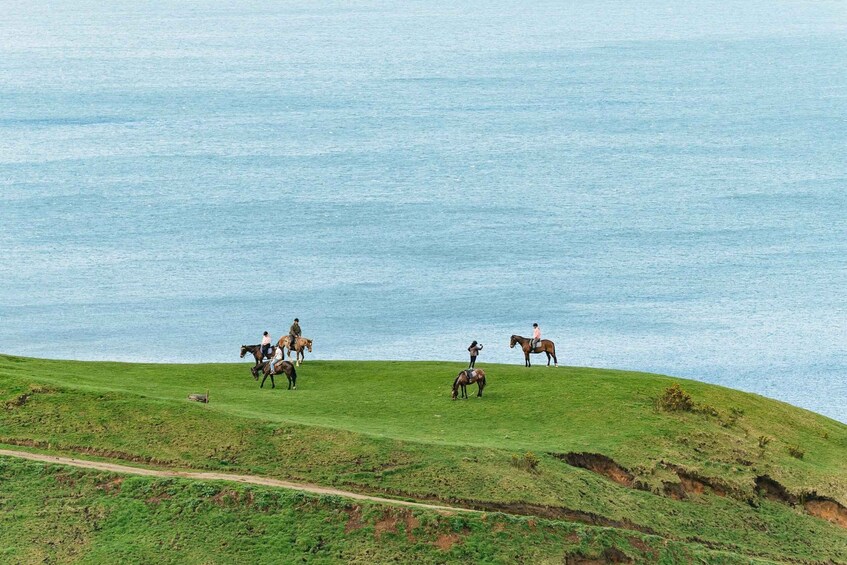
(1, 354), (846, 563)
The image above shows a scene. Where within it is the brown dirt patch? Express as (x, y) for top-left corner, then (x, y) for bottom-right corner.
(434, 532), (462, 551)
(344, 505), (364, 533)
(553, 452), (635, 488)
(492, 521), (507, 534)
(403, 510), (420, 541)
(805, 498), (847, 529)
(374, 511), (400, 540)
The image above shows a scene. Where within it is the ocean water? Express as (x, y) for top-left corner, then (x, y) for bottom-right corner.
(1, 1), (845, 422)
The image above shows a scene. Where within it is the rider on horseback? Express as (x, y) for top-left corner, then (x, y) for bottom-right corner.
(531, 323), (541, 352)
(261, 331), (272, 359)
(268, 345), (283, 374)
(288, 318), (301, 350)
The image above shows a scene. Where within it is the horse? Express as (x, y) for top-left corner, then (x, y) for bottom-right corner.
(255, 359), (297, 390)
(510, 335), (557, 367)
(240, 344), (269, 374)
(452, 368), (486, 400)
(277, 336), (312, 366)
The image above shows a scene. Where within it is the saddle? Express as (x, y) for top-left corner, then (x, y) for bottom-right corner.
(464, 369), (476, 381)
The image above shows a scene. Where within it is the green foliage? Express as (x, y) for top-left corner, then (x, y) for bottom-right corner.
(510, 451), (540, 473)
(657, 384), (694, 412)
(757, 435), (772, 449)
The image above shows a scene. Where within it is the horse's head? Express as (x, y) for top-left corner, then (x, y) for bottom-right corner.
(305, 339), (313, 353)
(509, 335), (518, 348)
(240, 345), (248, 358)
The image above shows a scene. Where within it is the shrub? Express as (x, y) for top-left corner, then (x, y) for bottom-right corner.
(787, 445), (805, 460)
(511, 451), (540, 473)
(657, 384), (693, 412)
(757, 436), (772, 449)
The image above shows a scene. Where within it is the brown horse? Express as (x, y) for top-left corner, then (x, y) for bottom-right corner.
(277, 336), (312, 366)
(255, 359), (297, 390)
(510, 335), (557, 367)
(240, 344), (268, 374)
(452, 368), (486, 400)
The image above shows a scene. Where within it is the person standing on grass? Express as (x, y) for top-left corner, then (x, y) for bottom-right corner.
(261, 331), (273, 359)
(467, 340), (483, 368)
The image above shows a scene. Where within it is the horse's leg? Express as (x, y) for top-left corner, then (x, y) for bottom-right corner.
(552, 346), (558, 367)
(270, 374), (275, 389)
(260, 373), (267, 388)
(546, 352), (551, 366)
(477, 381), (483, 397)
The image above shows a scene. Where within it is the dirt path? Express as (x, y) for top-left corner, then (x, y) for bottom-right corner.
(0, 448), (474, 515)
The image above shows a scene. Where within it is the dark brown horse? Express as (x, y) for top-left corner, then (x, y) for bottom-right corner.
(240, 344), (268, 374)
(452, 368), (486, 400)
(277, 336), (312, 367)
(510, 335), (557, 367)
(255, 359), (297, 390)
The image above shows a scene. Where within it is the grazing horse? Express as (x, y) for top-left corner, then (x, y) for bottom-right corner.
(277, 336), (312, 366)
(255, 359), (297, 390)
(510, 335), (557, 367)
(452, 368), (486, 400)
(240, 344), (268, 374)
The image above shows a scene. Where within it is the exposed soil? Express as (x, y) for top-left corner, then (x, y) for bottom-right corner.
(373, 508), (419, 541)
(755, 475), (798, 505)
(434, 532), (462, 551)
(755, 475), (847, 530)
(804, 498), (847, 529)
(665, 464), (731, 499)
(551, 452), (635, 488)
(344, 505), (364, 533)
(374, 513), (400, 540)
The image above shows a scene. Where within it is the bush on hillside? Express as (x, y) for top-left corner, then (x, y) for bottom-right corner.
(787, 444), (805, 460)
(656, 384), (694, 412)
(511, 452), (540, 473)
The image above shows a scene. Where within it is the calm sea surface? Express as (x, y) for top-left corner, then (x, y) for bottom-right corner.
(1, 1), (845, 422)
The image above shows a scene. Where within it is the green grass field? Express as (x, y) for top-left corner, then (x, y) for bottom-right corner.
(1, 354), (846, 563)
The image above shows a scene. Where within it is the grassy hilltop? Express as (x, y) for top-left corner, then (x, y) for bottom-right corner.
(1, 355), (845, 563)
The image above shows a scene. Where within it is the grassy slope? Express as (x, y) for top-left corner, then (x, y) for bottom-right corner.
(0, 457), (768, 565)
(1, 355), (846, 563)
